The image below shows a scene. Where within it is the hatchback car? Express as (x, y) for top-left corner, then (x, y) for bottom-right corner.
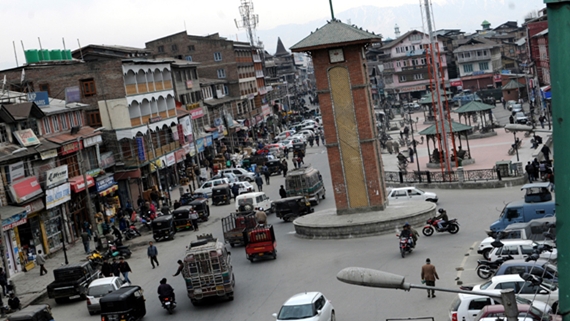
(494, 259), (558, 282)
(473, 275), (559, 312)
(487, 239), (557, 262)
(449, 291), (551, 321)
(273, 292), (335, 321)
(86, 277), (130, 315)
(218, 168), (255, 182)
(194, 178), (230, 198)
(387, 187), (438, 203)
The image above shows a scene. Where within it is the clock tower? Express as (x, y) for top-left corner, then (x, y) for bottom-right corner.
(291, 20), (386, 214)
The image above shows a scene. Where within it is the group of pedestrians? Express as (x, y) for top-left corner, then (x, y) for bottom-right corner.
(525, 158), (554, 188)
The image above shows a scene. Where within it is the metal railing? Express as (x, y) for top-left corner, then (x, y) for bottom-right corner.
(384, 168), (517, 184)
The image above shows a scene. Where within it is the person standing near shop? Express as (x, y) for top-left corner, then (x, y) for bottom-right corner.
(81, 230), (90, 254)
(36, 250), (47, 276)
(147, 241), (159, 269)
(421, 258), (439, 298)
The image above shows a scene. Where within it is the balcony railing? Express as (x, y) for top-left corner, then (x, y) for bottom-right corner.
(456, 55), (489, 63)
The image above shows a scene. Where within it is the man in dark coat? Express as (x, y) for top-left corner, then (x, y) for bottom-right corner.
(231, 183), (240, 201)
(279, 185), (287, 199)
(101, 259), (113, 277)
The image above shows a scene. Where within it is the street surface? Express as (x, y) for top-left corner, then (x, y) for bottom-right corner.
(41, 140), (526, 321)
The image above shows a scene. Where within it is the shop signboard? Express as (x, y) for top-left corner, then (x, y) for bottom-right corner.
(9, 177), (43, 204)
(83, 135), (102, 148)
(96, 175), (116, 193)
(166, 152), (175, 167)
(212, 131), (219, 139)
(204, 136), (213, 147)
(13, 129), (40, 147)
(45, 165), (68, 189)
(399, 85), (427, 93)
(2, 210), (28, 231)
(45, 183), (71, 209)
(24, 199), (45, 214)
(40, 149), (58, 160)
(27, 91), (49, 107)
(196, 138), (205, 152)
(99, 151), (115, 169)
(136, 137), (146, 161)
(65, 86), (81, 103)
(225, 114), (234, 128)
(86, 168), (102, 178)
(262, 105), (271, 116)
(190, 107), (204, 119)
(9, 161), (25, 183)
(60, 141), (81, 155)
(175, 149), (187, 163)
(493, 74), (503, 82)
(450, 79), (463, 87)
(180, 116), (192, 136)
(186, 80), (193, 89)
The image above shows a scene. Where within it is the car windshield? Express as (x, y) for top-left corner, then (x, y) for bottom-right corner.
(480, 280), (493, 290)
(238, 198), (253, 206)
(88, 284), (115, 297)
(278, 304), (315, 320)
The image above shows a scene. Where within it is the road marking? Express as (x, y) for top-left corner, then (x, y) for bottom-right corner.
(456, 241), (477, 285)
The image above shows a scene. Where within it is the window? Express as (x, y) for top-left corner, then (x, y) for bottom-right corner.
(479, 62), (489, 70)
(413, 74), (424, 80)
(463, 64), (473, 73)
(42, 118), (52, 135)
(399, 75), (406, 82)
(185, 56), (193, 61)
(477, 51), (482, 56)
(39, 83), (50, 95)
(87, 111), (101, 127)
(171, 44), (178, 52)
(51, 116), (60, 132)
(80, 79), (96, 97)
(217, 69), (226, 78)
(468, 298), (492, 310)
(188, 45), (195, 52)
(214, 52), (222, 61)
(158, 45), (164, 53)
(223, 85), (229, 95)
(75, 111), (83, 126)
(396, 47), (400, 53)
(0, 124), (8, 142)
(59, 114), (69, 130)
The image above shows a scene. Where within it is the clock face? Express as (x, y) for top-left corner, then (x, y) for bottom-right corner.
(329, 48), (344, 63)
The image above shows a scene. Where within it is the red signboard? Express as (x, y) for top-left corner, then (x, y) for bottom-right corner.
(9, 177), (43, 204)
(177, 124), (185, 144)
(60, 141), (82, 155)
(69, 175), (95, 193)
(493, 74), (503, 82)
(450, 80), (463, 87)
(175, 149), (187, 163)
(3, 218), (27, 231)
(190, 107), (204, 119)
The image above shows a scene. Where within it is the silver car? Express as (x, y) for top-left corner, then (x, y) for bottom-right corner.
(86, 277), (129, 315)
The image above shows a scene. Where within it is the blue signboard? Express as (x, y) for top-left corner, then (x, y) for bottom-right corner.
(27, 91), (49, 107)
(204, 136), (213, 147)
(212, 131), (219, 139)
(96, 175), (116, 192)
(136, 137), (146, 161)
(196, 138), (205, 152)
(214, 118), (222, 126)
(65, 86), (81, 103)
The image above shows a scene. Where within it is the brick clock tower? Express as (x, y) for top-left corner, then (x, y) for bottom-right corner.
(291, 20), (387, 214)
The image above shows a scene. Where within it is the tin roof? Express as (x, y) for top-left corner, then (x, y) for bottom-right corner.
(291, 19), (381, 52)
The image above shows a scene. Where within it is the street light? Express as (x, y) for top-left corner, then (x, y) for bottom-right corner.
(337, 267), (519, 321)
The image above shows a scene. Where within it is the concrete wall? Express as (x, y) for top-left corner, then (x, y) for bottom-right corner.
(98, 97), (129, 130)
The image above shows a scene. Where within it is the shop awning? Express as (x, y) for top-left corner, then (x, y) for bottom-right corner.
(99, 184), (118, 197)
(114, 169), (141, 181)
(8, 177), (43, 204)
(45, 126), (102, 145)
(0, 205), (27, 221)
(69, 175), (95, 193)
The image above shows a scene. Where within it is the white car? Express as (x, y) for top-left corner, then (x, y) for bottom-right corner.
(276, 130), (296, 141)
(474, 275), (559, 312)
(194, 178), (229, 198)
(487, 239), (557, 262)
(281, 138), (306, 149)
(387, 187), (438, 203)
(219, 168), (255, 182)
(449, 291), (551, 321)
(86, 277), (130, 315)
(235, 192), (273, 212)
(212, 172), (239, 184)
(297, 130), (315, 140)
(273, 292), (335, 321)
(233, 181), (255, 195)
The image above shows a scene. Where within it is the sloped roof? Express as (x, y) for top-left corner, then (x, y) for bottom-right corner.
(0, 102), (46, 123)
(275, 37), (289, 56)
(501, 79), (525, 90)
(453, 101), (495, 113)
(291, 19), (381, 52)
(418, 120), (472, 135)
(453, 38), (499, 53)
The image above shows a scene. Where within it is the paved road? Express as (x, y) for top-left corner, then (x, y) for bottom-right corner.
(44, 143), (524, 321)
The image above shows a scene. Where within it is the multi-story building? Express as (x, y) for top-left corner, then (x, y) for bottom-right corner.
(533, 29), (550, 86)
(524, 10), (549, 86)
(375, 30), (449, 101)
(453, 38), (502, 91)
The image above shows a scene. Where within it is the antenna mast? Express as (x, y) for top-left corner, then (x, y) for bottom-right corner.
(234, 0), (259, 46)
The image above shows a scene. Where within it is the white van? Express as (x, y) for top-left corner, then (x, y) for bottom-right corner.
(235, 192), (273, 213)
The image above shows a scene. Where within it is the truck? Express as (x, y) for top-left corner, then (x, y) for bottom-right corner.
(285, 165), (326, 205)
(47, 261), (101, 304)
(221, 211), (257, 247)
(182, 234), (235, 305)
(479, 217), (556, 259)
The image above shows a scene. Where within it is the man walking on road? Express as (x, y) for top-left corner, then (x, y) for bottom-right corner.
(118, 257), (132, 283)
(279, 185), (287, 199)
(36, 250), (47, 276)
(255, 175), (263, 192)
(421, 258), (439, 298)
(148, 241), (159, 269)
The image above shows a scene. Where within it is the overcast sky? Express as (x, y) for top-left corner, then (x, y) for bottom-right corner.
(1, 0), (542, 71)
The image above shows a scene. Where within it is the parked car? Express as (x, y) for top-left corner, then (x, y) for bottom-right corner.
(387, 187), (438, 203)
(232, 181), (255, 195)
(194, 178), (230, 198)
(218, 168), (255, 182)
(474, 274), (559, 311)
(275, 130), (296, 141)
(515, 112), (529, 124)
(475, 304), (549, 321)
(494, 259), (558, 282)
(86, 277), (130, 315)
(280, 138), (306, 149)
(47, 261), (101, 304)
(273, 292), (335, 321)
(449, 291), (551, 321)
(487, 239), (557, 262)
(211, 172), (239, 184)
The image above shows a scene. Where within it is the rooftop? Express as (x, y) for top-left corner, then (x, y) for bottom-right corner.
(291, 19), (381, 52)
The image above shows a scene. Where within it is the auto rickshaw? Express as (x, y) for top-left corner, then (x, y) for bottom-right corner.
(212, 184), (232, 206)
(188, 198), (210, 222)
(273, 196), (314, 222)
(265, 159), (283, 176)
(100, 286), (146, 321)
(292, 142), (306, 157)
(172, 205), (193, 231)
(152, 214), (176, 242)
(244, 225), (277, 262)
(6, 305), (54, 321)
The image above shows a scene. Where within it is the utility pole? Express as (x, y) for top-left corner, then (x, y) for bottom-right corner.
(545, 0), (569, 316)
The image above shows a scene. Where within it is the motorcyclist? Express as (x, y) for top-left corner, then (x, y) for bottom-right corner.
(435, 208), (449, 230)
(397, 152), (408, 166)
(401, 223), (418, 247)
(157, 278), (176, 303)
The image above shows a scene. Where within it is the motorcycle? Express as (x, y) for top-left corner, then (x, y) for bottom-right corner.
(160, 296), (176, 314)
(397, 234), (414, 258)
(106, 240), (132, 259)
(123, 224), (142, 240)
(140, 215), (153, 231)
(422, 217), (460, 236)
(87, 250), (104, 266)
(476, 255), (514, 279)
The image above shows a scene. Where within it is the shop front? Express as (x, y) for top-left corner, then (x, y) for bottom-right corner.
(68, 174), (95, 237)
(95, 174), (120, 223)
(45, 165), (72, 254)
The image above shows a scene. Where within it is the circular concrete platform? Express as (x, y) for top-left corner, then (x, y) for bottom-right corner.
(293, 202), (437, 239)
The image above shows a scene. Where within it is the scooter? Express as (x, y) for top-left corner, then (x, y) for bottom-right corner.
(160, 296), (176, 314)
(422, 217), (460, 236)
(106, 240), (132, 259)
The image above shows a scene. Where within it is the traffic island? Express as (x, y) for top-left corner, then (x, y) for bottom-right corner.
(293, 202), (436, 239)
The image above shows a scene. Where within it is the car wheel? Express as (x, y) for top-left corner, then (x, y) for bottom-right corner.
(330, 310), (336, 321)
(552, 302), (559, 314)
(89, 311), (96, 316)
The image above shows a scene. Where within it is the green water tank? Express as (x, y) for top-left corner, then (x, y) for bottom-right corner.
(64, 49), (72, 60)
(39, 49), (50, 61)
(50, 49), (62, 60)
(25, 50), (40, 64)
